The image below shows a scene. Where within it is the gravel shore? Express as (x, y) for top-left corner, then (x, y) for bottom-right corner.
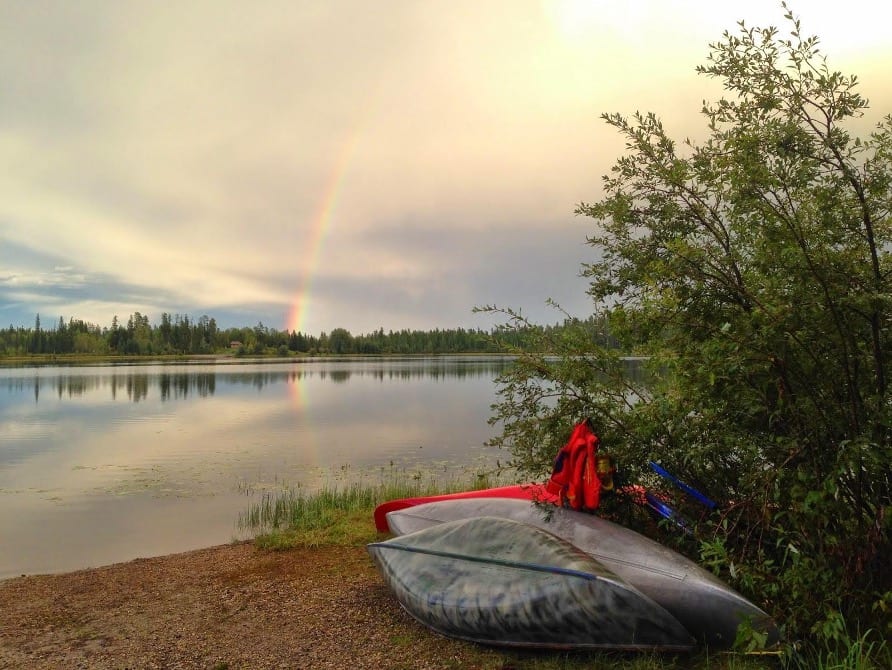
(0, 542), (510, 669)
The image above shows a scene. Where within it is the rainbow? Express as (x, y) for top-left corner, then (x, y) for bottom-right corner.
(286, 124), (366, 335)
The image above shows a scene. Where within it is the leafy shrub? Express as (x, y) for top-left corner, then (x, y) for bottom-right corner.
(482, 4), (891, 651)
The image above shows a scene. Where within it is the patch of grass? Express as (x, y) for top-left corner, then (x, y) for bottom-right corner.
(780, 627), (890, 670)
(456, 650), (778, 670)
(388, 633), (416, 647)
(237, 469), (505, 549)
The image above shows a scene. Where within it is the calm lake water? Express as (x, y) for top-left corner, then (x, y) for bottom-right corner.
(0, 356), (513, 579)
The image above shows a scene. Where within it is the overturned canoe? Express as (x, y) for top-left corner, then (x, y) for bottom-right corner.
(368, 516), (695, 651)
(386, 497), (778, 648)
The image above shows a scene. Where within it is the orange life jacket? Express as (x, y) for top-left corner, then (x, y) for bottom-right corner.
(545, 419), (602, 511)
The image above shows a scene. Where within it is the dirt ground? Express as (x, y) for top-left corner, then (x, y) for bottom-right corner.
(0, 542), (513, 670)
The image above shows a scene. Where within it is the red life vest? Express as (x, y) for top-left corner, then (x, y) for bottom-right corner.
(545, 419), (602, 511)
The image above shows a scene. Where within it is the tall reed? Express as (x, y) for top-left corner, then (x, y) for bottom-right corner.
(237, 468), (504, 548)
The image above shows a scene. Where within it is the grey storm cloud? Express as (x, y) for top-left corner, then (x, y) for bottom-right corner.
(2, 1), (888, 333)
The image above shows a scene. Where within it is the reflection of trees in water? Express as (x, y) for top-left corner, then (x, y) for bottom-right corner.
(12, 358), (520, 403)
(158, 373), (216, 401)
(0, 376), (113, 402)
(327, 370), (351, 384)
(106, 374), (149, 402)
(218, 359), (515, 388)
(0, 375), (105, 403)
(17, 372), (216, 403)
(215, 371), (291, 390)
(125, 374), (149, 402)
(311, 360), (515, 383)
(55, 375), (103, 399)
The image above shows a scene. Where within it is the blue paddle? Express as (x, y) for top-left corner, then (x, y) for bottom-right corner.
(648, 461), (717, 510)
(644, 491), (693, 534)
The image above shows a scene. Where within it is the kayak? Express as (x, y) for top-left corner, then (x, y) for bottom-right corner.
(384, 497), (779, 648)
(372, 483), (555, 532)
(373, 481), (678, 533)
(367, 516), (695, 651)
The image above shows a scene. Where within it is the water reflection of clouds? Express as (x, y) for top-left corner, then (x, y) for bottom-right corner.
(1, 393), (286, 495)
(0, 359), (510, 577)
(1, 418), (52, 444)
(3, 365), (502, 493)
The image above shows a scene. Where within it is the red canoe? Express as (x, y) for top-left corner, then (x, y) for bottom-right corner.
(373, 484), (559, 532)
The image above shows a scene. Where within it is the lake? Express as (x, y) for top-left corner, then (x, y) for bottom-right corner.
(0, 356), (514, 579)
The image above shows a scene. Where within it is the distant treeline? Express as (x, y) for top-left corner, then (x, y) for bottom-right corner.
(0, 313), (617, 357)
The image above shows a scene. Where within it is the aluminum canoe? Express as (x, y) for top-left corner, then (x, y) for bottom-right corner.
(368, 516), (695, 651)
(385, 497), (778, 648)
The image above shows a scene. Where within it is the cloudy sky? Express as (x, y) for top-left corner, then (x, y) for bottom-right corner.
(2, 1), (890, 335)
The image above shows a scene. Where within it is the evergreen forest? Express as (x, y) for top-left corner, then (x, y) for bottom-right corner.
(0, 312), (615, 358)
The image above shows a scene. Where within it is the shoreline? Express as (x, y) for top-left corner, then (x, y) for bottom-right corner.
(0, 540), (507, 669)
(0, 539), (252, 584)
(0, 351), (514, 367)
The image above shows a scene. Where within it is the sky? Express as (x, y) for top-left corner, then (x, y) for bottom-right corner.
(2, 1), (891, 335)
